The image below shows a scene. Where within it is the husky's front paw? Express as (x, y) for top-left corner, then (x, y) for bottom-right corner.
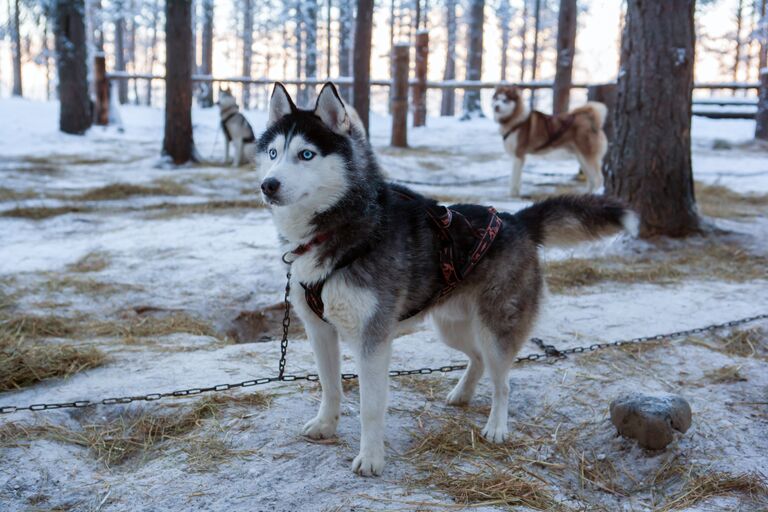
(302, 415), (338, 440)
(352, 447), (385, 476)
(509, 187), (521, 198)
(446, 385), (472, 406)
(481, 421), (509, 444)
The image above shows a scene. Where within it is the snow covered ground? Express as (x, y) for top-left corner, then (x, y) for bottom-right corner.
(0, 98), (767, 511)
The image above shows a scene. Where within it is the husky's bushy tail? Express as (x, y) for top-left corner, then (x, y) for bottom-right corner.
(516, 195), (638, 247)
(572, 102), (608, 132)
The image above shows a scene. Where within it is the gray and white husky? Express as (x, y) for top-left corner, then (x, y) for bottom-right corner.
(257, 82), (639, 477)
(217, 87), (257, 167)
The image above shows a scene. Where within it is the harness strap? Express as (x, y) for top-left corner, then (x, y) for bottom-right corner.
(502, 121), (526, 140)
(220, 111), (256, 143)
(300, 195), (503, 323)
(535, 113), (576, 151)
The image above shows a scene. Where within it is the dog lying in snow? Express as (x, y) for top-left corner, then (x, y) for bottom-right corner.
(257, 82), (638, 476)
(492, 85), (608, 197)
(217, 87), (257, 167)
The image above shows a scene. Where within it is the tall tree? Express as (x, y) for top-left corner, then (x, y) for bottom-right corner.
(353, 0), (374, 134)
(145, 0), (160, 106)
(11, 0), (22, 96)
(114, 1), (128, 104)
(305, 0), (319, 97)
(733, 0), (744, 94)
(552, 0), (577, 114)
(529, 0), (541, 108)
(519, 0), (528, 81)
(163, 0), (195, 164)
(606, 0), (698, 238)
(339, 0), (353, 100)
(54, 0), (91, 135)
(757, 0), (766, 71)
(756, 68), (768, 140)
(461, 0), (485, 119)
(440, 0), (457, 116)
(200, 0), (214, 107)
(242, 0), (253, 108)
(498, 0), (512, 81)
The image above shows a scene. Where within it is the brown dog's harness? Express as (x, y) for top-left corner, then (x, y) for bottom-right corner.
(296, 191), (503, 322)
(502, 112), (576, 150)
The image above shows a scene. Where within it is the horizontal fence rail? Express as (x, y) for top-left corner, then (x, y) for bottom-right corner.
(104, 72), (762, 91)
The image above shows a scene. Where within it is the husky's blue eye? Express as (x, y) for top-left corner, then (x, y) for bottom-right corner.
(268, 148), (277, 160)
(298, 150), (316, 161)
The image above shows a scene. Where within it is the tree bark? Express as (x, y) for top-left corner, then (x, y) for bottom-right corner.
(758, 0), (767, 71)
(11, 0), (22, 96)
(519, 0), (528, 81)
(145, 0), (160, 106)
(163, 0), (195, 164)
(499, 0), (511, 81)
(756, 69), (768, 140)
(305, 0), (319, 99)
(54, 0), (91, 135)
(412, 31), (428, 127)
(440, 0), (457, 116)
(339, 0), (353, 100)
(242, 0), (253, 109)
(529, 0), (541, 109)
(353, 0), (374, 135)
(734, 0), (744, 90)
(200, 0), (214, 107)
(461, 0), (485, 119)
(114, 2), (128, 104)
(606, 0), (698, 238)
(552, 0), (577, 115)
(391, 44), (409, 147)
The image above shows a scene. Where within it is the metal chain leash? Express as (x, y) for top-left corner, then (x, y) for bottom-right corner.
(1, 266), (766, 416)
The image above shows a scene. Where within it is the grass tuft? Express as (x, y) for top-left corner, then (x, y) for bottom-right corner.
(0, 321), (106, 391)
(703, 364), (747, 384)
(696, 182), (768, 219)
(74, 181), (190, 201)
(66, 251), (111, 273)
(1, 205), (91, 220)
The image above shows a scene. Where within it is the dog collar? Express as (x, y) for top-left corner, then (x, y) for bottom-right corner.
(502, 121), (525, 140)
(290, 232), (331, 257)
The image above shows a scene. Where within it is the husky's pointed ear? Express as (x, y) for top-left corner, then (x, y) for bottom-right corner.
(268, 83), (296, 126)
(314, 83), (350, 134)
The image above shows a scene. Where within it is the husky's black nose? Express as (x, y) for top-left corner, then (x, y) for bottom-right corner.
(261, 178), (281, 198)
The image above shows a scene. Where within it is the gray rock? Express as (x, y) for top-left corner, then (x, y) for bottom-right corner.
(609, 393), (692, 450)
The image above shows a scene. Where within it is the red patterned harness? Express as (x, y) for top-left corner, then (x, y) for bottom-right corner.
(300, 191), (503, 322)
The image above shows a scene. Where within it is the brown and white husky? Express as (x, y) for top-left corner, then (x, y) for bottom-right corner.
(492, 85), (608, 197)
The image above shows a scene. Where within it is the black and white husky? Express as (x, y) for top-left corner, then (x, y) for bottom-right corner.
(217, 88), (256, 167)
(257, 82), (638, 477)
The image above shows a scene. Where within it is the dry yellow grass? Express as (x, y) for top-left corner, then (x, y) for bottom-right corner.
(143, 199), (266, 219)
(66, 251), (111, 273)
(1, 205), (92, 220)
(696, 182), (768, 219)
(546, 241), (767, 294)
(1, 393), (271, 468)
(688, 327), (766, 359)
(657, 469), (768, 511)
(74, 180), (191, 201)
(0, 187), (37, 201)
(0, 320), (106, 391)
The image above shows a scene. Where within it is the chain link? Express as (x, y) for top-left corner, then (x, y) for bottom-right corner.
(1, 285), (765, 417)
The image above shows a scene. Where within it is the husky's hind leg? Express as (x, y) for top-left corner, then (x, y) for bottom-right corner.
(433, 315), (484, 405)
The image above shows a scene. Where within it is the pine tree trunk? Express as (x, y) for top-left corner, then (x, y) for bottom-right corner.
(353, 0), (374, 134)
(461, 0), (485, 119)
(12, 0), (22, 96)
(529, 0), (541, 109)
(242, 0), (253, 109)
(115, 4), (128, 104)
(500, 7), (510, 81)
(519, 0), (528, 81)
(757, 0), (766, 71)
(129, 9), (138, 105)
(756, 69), (768, 140)
(305, 0), (319, 98)
(339, 0), (353, 101)
(326, 0), (332, 77)
(200, 0), (214, 107)
(54, 0), (91, 135)
(734, 0), (744, 91)
(295, 1), (305, 105)
(552, 0), (577, 115)
(145, 0), (160, 106)
(163, 0), (195, 164)
(606, 0), (699, 238)
(440, 0), (457, 116)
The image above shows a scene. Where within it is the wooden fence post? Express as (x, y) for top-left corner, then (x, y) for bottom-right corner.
(756, 68), (768, 141)
(94, 54), (110, 126)
(391, 44), (410, 147)
(413, 31), (429, 127)
(587, 82), (617, 141)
